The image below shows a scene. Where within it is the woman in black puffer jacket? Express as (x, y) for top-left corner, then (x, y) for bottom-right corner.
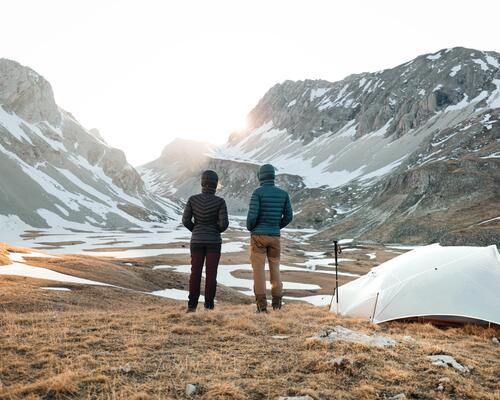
(182, 170), (228, 312)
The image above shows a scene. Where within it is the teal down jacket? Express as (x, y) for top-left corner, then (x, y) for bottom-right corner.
(246, 164), (293, 236)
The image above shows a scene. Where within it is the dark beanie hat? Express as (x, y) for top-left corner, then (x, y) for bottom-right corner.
(201, 170), (219, 188)
(258, 164), (275, 182)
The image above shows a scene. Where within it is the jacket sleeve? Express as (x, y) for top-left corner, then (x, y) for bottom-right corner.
(218, 199), (229, 233)
(246, 190), (260, 231)
(182, 198), (194, 232)
(280, 193), (293, 229)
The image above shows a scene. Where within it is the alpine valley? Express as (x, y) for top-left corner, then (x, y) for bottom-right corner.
(1, 48), (499, 246)
(140, 47), (500, 247)
(0, 58), (180, 234)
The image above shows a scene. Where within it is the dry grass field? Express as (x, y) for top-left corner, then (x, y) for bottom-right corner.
(0, 242), (499, 399)
(1, 300), (499, 399)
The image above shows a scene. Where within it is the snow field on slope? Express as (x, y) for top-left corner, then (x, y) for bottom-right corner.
(0, 109), (177, 231)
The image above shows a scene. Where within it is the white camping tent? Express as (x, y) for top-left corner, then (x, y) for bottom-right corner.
(330, 244), (500, 325)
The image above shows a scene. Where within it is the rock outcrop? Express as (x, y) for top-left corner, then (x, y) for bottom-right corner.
(0, 59), (179, 230)
(142, 47), (500, 246)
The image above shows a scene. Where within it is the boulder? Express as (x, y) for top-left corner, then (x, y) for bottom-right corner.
(309, 326), (396, 347)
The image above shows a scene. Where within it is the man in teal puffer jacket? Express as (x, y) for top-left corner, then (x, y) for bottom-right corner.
(247, 164), (293, 313)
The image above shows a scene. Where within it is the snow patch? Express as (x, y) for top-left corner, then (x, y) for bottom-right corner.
(477, 216), (500, 225)
(334, 84), (349, 103)
(447, 90), (489, 112)
(473, 58), (489, 71)
(386, 245), (421, 250)
(310, 88), (330, 101)
(487, 79), (500, 108)
(7, 251), (58, 263)
(359, 156), (406, 182)
(156, 264), (322, 293)
(446, 94), (469, 111)
(303, 251), (326, 258)
(0, 107), (66, 151)
(151, 288), (204, 302)
(370, 119), (393, 137)
(449, 65), (461, 77)
(0, 214), (33, 243)
(426, 52), (442, 61)
(485, 54), (499, 68)
(0, 262), (111, 286)
(80, 241), (245, 259)
(0, 106), (34, 144)
(481, 152), (500, 159)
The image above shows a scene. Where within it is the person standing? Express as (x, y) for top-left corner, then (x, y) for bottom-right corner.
(182, 170), (228, 312)
(246, 164), (293, 313)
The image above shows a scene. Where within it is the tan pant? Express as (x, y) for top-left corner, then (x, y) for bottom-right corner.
(250, 235), (283, 299)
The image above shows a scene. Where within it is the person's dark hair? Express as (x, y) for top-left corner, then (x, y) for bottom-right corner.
(258, 164), (275, 182)
(201, 170), (218, 189)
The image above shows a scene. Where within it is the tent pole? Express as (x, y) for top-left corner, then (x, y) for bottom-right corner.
(371, 292), (379, 322)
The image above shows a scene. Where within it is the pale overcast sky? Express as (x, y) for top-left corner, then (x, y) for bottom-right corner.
(1, 0), (499, 165)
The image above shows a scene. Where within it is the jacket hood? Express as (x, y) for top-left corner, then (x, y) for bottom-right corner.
(258, 164), (275, 183)
(201, 170), (218, 193)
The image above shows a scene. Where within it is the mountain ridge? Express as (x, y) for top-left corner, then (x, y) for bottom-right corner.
(142, 47), (500, 246)
(0, 58), (179, 232)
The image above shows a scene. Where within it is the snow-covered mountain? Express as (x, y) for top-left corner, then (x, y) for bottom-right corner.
(143, 47), (500, 246)
(0, 59), (179, 232)
(216, 47), (499, 186)
(139, 138), (214, 198)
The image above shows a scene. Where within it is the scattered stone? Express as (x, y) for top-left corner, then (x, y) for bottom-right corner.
(389, 394), (406, 400)
(328, 357), (350, 369)
(427, 355), (470, 373)
(309, 326), (396, 347)
(272, 335), (289, 340)
(278, 396), (314, 400)
(437, 377), (451, 392)
(271, 347), (282, 354)
(402, 335), (415, 342)
(185, 383), (199, 396)
(110, 363), (133, 374)
(492, 337), (499, 345)
(120, 364), (132, 373)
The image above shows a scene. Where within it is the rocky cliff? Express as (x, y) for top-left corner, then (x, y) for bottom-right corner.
(143, 47), (500, 246)
(0, 59), (179, 231)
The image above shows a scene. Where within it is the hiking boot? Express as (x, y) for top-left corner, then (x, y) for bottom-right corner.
(255, 294), (268, 314)
(272, 296), (282, 310)
(204, 302), (215, 310)
(256, 307), (268, 314)
(186, 306), (196, 313)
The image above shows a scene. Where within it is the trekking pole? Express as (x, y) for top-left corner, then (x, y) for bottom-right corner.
(329, 240), (342, 311)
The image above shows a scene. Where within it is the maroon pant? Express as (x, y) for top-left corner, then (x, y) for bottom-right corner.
(188, 244), (221, 309)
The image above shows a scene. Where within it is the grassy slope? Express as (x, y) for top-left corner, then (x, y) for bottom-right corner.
(0, 243), (499, 399)
(1, 301), (499, 400)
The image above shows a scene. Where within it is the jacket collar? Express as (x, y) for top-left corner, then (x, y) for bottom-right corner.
(202, 186), (216, 194)
(260, 179), (275, 186)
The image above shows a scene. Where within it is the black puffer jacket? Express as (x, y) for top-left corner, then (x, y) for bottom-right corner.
(182, 186), (229, 244)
